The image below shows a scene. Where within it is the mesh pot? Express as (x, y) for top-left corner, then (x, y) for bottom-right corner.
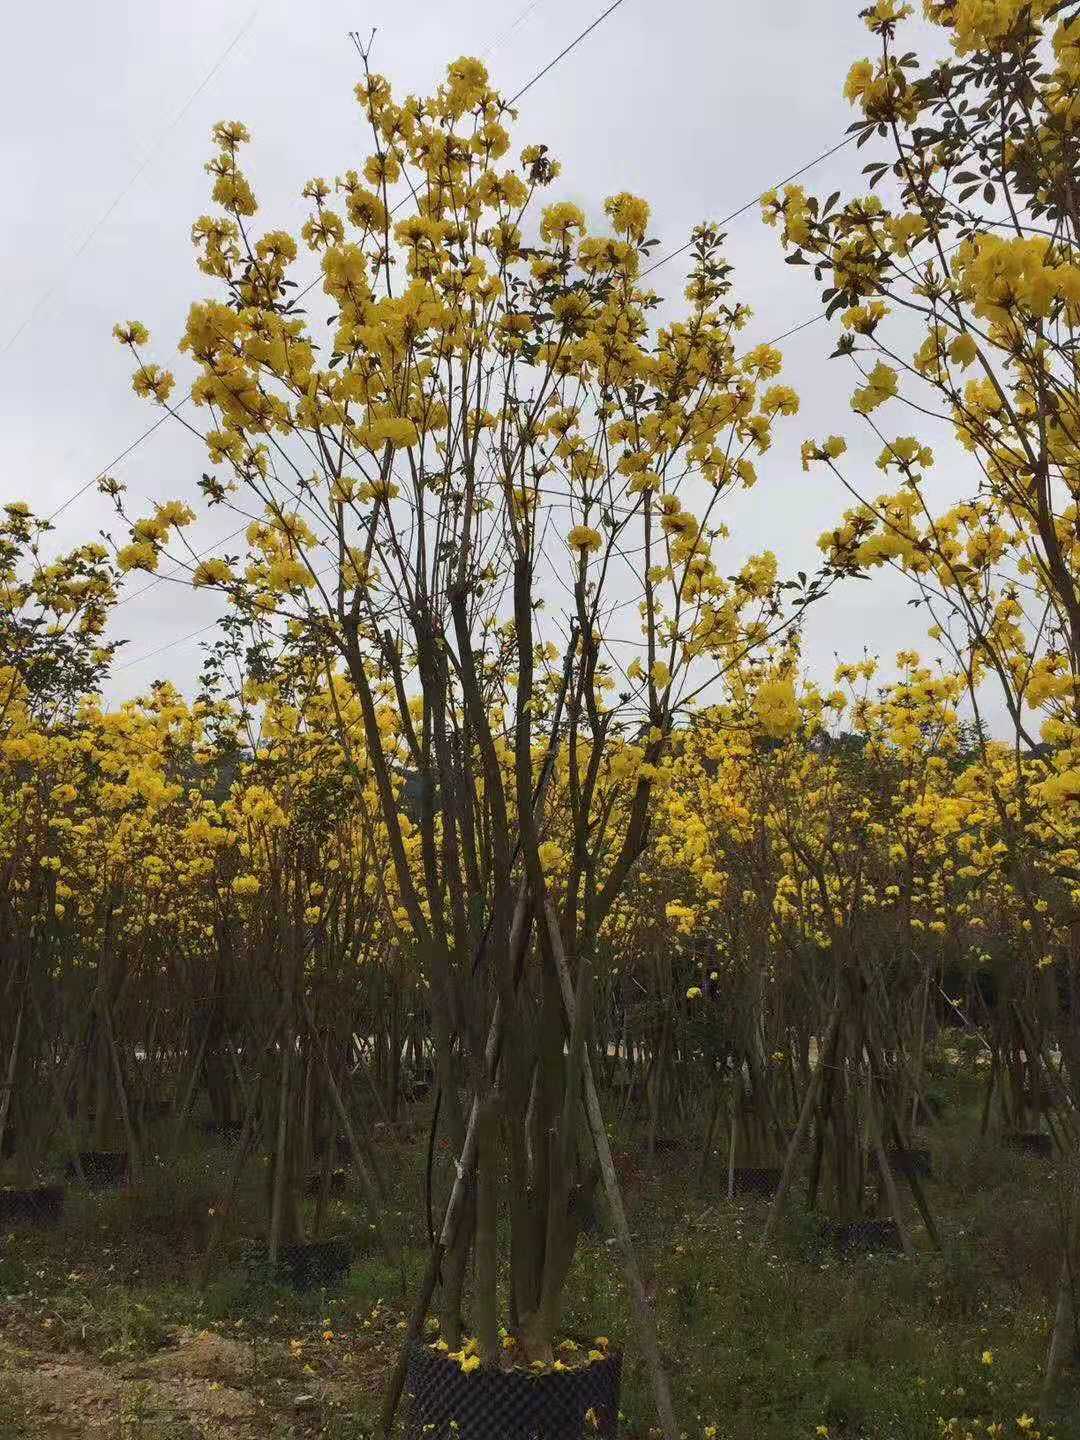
(65, 1151), (129, 1188)
(0, 1184), (65, 1226)
(884, 1147), (932, 1179)
(822, 1217), (902, 1254)
(277, 1238), (353, 1292)
(303, 1166), (349, 1197)
(727, 1166), (782, 1198)
(202, 1121), (246, 1147)
(1005, 1130), (1053, 1159)
(404, 1338), (621, 1440)
(651, 1135), (689, 1154)
(242, 1236), (353, 1291)
(140, 1099), (175, 1121)
(913, 1095), (944, 1126)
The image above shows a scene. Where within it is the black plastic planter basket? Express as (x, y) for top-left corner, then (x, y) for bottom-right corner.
(202, 1121), (247, 1147)
(404, 1339), (621, 1440)
(822, 1217), (902, 1254)
(140, 1098), (175, 1121)
(242, 1236), (353, 1291)
(303, 1166), (348, 1197)
(0, 1184), (65, 1227)
(65, 1151), (129, 1188)
(727, 1166), (782, 1198)
(651, 1135), (690, 1154)
(885, 1147), (932, 1179)
(278, 1238), (353, 1291)
(1005, 1130), (1053, 1159)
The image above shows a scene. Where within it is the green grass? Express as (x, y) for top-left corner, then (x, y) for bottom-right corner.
(2, 1078), (1079, 1439)
(552, 1079), (1080, 1440)
(561, 1179), (1069, 1440)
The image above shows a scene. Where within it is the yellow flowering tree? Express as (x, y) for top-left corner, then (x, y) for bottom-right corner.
(110, 50), (825, 1420)
(0, 502), (117, 1179)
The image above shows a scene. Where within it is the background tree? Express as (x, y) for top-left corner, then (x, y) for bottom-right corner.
(761, 0), (1080, 1396)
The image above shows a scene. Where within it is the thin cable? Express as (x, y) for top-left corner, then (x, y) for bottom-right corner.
(3, 5), (262, 358)
(113, 619), (222, 672)
(483, 0), (548, 61)
(642, 132), (856, 277)
(114, 520), (249, 608)
(509, 0), (627, 103)
(46, 403), (186, 522)
(767, 312), (827, 345)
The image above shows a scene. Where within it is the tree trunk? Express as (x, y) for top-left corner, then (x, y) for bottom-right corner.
(765, 994), (843, 1242)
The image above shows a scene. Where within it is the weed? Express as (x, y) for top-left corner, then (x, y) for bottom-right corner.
(0, 1372), (27, 1440)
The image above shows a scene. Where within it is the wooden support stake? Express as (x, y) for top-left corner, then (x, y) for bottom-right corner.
(764, 994), (843, 1245)
(544, 898), (678, 1440)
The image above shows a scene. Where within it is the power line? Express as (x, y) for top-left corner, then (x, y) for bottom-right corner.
(767, 312), (828, 346)
(114, 520), (249, 608)
(483, 0), (549, 62)
(509, 0), (627, 103)
(114, 619), (223, 673)
(642, 132), (856, 277)
(3, 5), (262, 358)
(114, 555), (339, 672)
(46, 403), (186, 523)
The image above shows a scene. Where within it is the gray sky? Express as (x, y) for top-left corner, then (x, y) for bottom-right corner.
(4, 0), (988, 720)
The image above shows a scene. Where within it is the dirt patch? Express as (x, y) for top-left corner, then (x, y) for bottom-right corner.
(0, 1321), (396, 1437)
(4, 1337), (266, 1438)
(125, 1326), (258, 1385)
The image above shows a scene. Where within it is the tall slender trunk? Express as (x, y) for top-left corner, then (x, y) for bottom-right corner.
(475, 1097), (500, 1363)
(0, 984), (25, 1173)
(1042, 1191), (1080, 1407)
(268, 1018), (293, 1266)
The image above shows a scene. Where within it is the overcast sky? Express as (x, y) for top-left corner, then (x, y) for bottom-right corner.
(4, 0), (994, 722)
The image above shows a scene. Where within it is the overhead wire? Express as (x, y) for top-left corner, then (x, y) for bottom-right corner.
(483, 0), (550, 62)
(113, 619), (225, 672)
(641, 132), (856, 277)
(46, 406), (184, 523)
(3, 5), (263, 358)
(114, 519), (250, 608)
(507, 0), (627, 103)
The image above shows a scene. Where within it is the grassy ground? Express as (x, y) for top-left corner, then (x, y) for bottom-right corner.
(1, 1069), (1078, 1439)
